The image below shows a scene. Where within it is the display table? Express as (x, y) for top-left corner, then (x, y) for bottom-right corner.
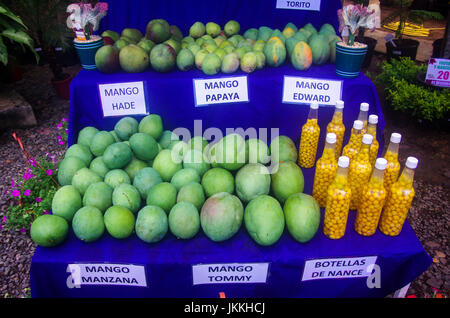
(30, 60), (431, 298)
(68, 64), (386, 151)
(31, 200), (431, 297)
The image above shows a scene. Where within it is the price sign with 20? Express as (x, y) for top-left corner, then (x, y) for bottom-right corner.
(425, 58), (450, 88)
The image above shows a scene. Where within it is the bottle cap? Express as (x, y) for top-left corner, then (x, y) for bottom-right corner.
(336, 100), (344, 109)
(353, 120), (363, 130)
(310, 102), (319, 109)
(369, 115), (378, 124)
(326, 133), (337, 144)
(405, 157), (418, 169)
(362, 134), (373, 145)
(390, 132), (402, 143)
(375, 158), (387, 170)
(338, 156), (350, 168)
(360, 102), (369, 111)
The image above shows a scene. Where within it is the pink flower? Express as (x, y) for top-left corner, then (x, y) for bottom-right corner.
(57, 135), (62, 140)
(58, 141), (65, 145)
(46, 169), (53, 176)
(29, 158), (36, 167)
(62, 118), (68, 122)
(24, 189), (31, 196)
(35, 197), (42, 203)
(11, 179), (16, 187)
(57, 123), (63, 129)
(11, 189), (20, 197)
(2, 216), (6, 223)
(23, 173), (32, 180)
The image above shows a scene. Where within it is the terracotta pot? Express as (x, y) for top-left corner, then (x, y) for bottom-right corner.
(51, 73), (73, 100)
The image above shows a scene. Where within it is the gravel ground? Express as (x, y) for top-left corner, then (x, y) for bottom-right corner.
(0, 61), (448, 298)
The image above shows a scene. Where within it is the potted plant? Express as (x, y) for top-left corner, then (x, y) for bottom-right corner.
(382, 0), (444, 61)
(335, 3), (376, 78)
(66, 2), (108, 70)
(0, 3), (38, 84)
(4, 0), (76, 99)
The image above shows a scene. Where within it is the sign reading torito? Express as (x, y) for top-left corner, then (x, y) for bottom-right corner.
(98, 81), (148, 117)
(282, 76), (342, 106)
(276, 0), (321, 11)
(425, 58), (450, 88)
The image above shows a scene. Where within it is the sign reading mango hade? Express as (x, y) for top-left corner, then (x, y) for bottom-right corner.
(193, 76), (249, 106)
(276, 0), (321, 11)
(282, 76), (342, 106)
(98, 81), (148, 117)
(67, 263), (147, 287)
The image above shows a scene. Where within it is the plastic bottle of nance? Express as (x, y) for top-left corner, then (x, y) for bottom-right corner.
(358, 102), (369, 133)
(326, 100), (345, 160)
(379, 157), (418, 236)
(383, 132), (402, 197)
(355, 158), (387, 236)
(323, 156), (351, 239)
(348, 134), (373, 210)
(342, 120), (364, 162)
(312, 133), (338, 208)
(298, 102), (320, 168)
(367, 115), (379, 167)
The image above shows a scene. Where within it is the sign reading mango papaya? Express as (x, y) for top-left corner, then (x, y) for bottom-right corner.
(282, 76), (342, 106)
(193, 76), (249, 106)
(98, 81), (148, 117)
(192, 263), (269, 285)
(276, 0), (321, 11)
(66, 263), (147, 288)
(301, 256), (378, 281)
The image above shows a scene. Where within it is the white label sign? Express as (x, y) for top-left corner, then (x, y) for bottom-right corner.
(98, 81), (148, 117)
(425, 58), (450, 88)
(302, 256), (378, 281)
(67, 263), (147, 287)
(192, 263), (269, 285)
(193, 76), (249, 106)
(283, 76), (342, 106)
(276, 0), (321, 11)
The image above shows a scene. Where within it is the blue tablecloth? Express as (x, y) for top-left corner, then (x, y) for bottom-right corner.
(100, 0), (341, 37)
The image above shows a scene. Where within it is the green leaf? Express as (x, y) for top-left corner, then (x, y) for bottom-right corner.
(1, 29), (33, 46)
(0, 4), (28, 30)
(0, 35), (8, 65)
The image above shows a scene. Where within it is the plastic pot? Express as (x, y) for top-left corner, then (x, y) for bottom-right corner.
(359, 36), (378, 68)
(432, 38), (443, 58)
(335, 42), (368, 78)
(51, 73), (73, 100)
(73, 37), (103, 70)
(386, 39), (420, 61)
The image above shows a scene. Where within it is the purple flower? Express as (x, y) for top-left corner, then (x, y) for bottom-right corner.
(20, 228), (26, 234)
(11, 179), (16, 187)
(58, 141), (65, 146)
(2, 216), (6, 223)
(11, 189), (20, 197)
(23, 173), (32, 180)
(57, 135), (62, 140)
(46, 169), (53, 176)
(62, 118), (68, 122)
(57, 123), (63, 129)
(29, 158), (36, 167)
(24, 189), (31, 196)
(36, 197), (42, 203)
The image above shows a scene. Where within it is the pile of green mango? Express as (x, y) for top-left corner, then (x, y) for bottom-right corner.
(95, 19), (339, 74)
(31, 115), (321, 248)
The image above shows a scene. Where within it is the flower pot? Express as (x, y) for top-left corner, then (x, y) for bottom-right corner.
(386, 39), (420, 61)
(51, 73), (73, 100)
(335, 42), (368, 78)
(73, 36), (103, 70)
(432, 38), (443, 58)
(358, 36), (378, 69)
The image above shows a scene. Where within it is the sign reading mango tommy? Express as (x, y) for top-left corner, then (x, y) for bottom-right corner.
(301, 256), (378, 281)
(192, 263), (269, 285)
(67, 263), (147, 287)
(276, 0), (321, 11)
(98, 81), (148, 117)
(193, 76), (249, 106)
(282, 76), (342, 106)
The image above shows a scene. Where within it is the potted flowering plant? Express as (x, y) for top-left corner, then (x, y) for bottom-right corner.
(66, 2), (108, 70)
(335, 3), (376, 78)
